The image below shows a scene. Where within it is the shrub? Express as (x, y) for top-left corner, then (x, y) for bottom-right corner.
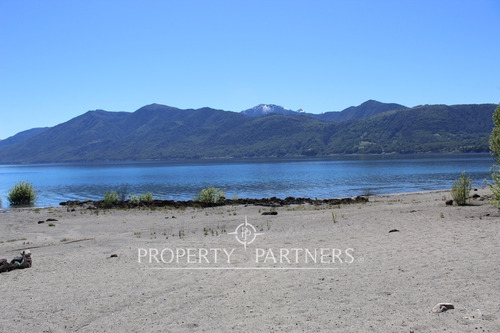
(197, 186), (226, 204)
(451, 171), (472, 206)
(489, 169), (500, 208)
(139, 192), (154, 203)
(489, 105), (500, 208)
(128, 194), (140, 204)
(7, 181), (37, 205)
(103, 190), (119, 207)
(490, 105), (500, 165)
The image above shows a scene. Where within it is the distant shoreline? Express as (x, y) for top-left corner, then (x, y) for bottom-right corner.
(0, 151), (493, 166)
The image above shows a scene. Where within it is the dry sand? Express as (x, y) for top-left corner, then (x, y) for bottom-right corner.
(0, 188), (499, 332)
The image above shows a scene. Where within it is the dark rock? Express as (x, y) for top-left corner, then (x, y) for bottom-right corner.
(262, 211), (278, 215)
(472, 194), (480, 199)
(389, 229), (399, 233)
(46, 218), (58, 222)
(110, 254), (118, 258)
(445, 200), (454, 206)
(60, 195), (369, 209)
(37, 220), (45, 224)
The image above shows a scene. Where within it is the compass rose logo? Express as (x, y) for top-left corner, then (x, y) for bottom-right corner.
(229, 216), (264, 250)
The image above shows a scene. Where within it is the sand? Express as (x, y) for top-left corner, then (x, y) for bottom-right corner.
(0, 188), (499, 332)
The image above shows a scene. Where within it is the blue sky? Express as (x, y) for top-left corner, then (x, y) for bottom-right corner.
(1, 0), (499, 139)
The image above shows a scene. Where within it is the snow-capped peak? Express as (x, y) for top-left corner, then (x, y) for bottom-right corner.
(241, 104), (302, 117)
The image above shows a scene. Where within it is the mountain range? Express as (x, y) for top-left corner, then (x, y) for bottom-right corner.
(0, 100), (496, 164)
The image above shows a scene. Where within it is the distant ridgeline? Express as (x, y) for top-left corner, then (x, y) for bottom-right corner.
(0, 100), (497, 163)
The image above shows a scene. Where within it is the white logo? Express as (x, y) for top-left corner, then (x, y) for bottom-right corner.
(229, 216), (264, 250)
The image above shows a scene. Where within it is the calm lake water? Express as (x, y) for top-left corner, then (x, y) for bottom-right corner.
(0, 154), (494, 207)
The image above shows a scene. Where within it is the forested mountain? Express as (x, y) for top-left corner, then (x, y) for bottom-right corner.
(313, 100), (408, 122)
(0, 127), (49, 148)
(0, 101), (496, 164)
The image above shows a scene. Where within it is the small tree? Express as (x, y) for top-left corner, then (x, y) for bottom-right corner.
(490, 105), (500, 165)
(7, 181), (38, 205)
(489, 105), (500, 208)
(451, 171), (472, 206)
(490, 172), (500, 208)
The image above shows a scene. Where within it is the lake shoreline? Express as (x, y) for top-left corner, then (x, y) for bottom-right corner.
(1, 153), (493, 207)
(59, 194), (370, 209)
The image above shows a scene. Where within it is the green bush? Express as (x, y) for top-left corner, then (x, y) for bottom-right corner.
(197, 186), (226, 204)
(139, 192), (154, 203)
(489, 168), (500, 208)
(103, 190), (119, 207)
(489, 105), (500, 208)
(128, 194), (140, 204)
(7, 181), (37, 205)
(128, 192), (154, 204)
(451, 171), (472, 206)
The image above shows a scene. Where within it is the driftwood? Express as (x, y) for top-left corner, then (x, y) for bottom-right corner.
(0, 252), (32, 274)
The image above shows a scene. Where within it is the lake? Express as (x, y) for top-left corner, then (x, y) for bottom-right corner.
(0, 154), (495, 207)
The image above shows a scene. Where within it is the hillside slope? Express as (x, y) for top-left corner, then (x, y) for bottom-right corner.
(0, 102), (496, 163)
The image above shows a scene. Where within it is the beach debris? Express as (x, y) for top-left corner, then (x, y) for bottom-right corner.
(46, 218), (58, 222)
(110, 254), (118, 258)
(389, 229), (399, 233)
(37, 220), (45, 224)
(432, 303), (454, 313)
(445, 199), (454, 206)
(262, 211), (278, 215)
(0, 250), (32, 273)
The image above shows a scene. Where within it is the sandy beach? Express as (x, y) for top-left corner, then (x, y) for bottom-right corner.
(1, 188), (499, 332)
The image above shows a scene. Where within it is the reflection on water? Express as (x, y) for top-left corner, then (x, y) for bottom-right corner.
(0, 154), (494, 207)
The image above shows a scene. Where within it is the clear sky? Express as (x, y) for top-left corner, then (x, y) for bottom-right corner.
(1, 0), (499, 139)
